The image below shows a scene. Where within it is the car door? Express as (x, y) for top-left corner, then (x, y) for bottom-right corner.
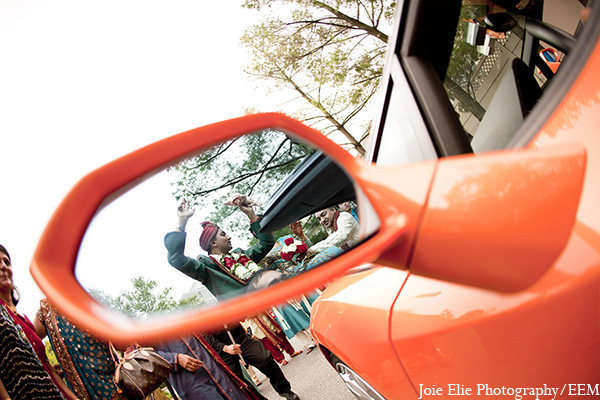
(374, 0), (600, 396)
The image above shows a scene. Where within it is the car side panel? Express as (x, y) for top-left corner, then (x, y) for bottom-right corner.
(391, 36), (600, 393)
(391, 228), (600, 393)
(311, 267), (415, 398)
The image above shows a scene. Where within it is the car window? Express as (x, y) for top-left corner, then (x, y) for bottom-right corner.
(447, 4), (542, 153)
(369, 0), (584, 165)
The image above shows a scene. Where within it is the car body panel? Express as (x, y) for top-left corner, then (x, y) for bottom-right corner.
(313, 220), (600, 399)
(392, 230), (600, 393)
(409, 144), (585, 292)
(311, 267), (413, 397)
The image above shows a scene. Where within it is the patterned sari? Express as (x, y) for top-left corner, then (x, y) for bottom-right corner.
(37, 299), (126, 400)
(0, 300), (65, 400)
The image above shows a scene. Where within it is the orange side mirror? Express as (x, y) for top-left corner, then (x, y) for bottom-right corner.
(30, 113), (586, 344)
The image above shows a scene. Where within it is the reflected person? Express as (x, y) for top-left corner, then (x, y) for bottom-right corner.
(293, 206), (360, 253)
(338, 201), (358, 222)
(164, 199), (299, 400)
(164, 198), (275, 299)
(290, 206), (359, 272)
(155, 333), (266, 400)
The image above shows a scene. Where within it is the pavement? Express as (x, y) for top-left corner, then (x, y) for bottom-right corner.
(252, 336), (356, 400)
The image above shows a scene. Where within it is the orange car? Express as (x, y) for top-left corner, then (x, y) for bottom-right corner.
(30, 1), (598, 400)
(308, 1), (599, 399)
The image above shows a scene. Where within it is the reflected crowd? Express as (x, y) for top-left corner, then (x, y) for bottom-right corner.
(0, 196), (360, 400)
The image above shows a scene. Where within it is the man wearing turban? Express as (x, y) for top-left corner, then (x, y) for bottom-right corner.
(164, 200), (300, 400)
(164, 198), (275, 299)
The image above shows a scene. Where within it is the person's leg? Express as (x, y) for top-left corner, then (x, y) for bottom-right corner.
(276, 331), (300, 357)
(239, 336), (293, 395)
(219, 352), (245, 382)
(259, 337), (285, 364)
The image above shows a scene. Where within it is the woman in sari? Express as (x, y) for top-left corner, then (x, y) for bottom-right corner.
(34, 298), (126, 400)
(0, 244), (77, 400)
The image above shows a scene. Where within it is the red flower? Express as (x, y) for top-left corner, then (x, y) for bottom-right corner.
(224, 257), (235, 269)
(237, 255), (251, 265)
(296, 243), (308, 254)
(281, 251), (294, 261)
(284, 237), (294, 245)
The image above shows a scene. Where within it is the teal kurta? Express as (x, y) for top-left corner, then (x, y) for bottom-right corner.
(164, 220), (274, 299)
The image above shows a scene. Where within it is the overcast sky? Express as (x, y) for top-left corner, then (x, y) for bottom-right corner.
(0, 1), (291, 318)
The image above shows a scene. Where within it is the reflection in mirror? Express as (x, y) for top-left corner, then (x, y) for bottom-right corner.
(76, 129), (362, 322)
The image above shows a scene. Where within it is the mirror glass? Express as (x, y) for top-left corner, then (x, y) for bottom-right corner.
(76, 129), (364, 321)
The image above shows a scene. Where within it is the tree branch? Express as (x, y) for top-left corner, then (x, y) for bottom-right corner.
(188, 156), (305, 198)
(179, 137), (241, 171)
(248, 137), (290, 196)
(311, 0), (389, 43)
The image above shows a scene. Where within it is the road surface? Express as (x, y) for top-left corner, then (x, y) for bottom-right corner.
(253, 336), (356, 400)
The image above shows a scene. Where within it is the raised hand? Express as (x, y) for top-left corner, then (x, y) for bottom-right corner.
(236, 197), (258, 222)
(177, 199), (195, 219)
(176, 199), (195, 230)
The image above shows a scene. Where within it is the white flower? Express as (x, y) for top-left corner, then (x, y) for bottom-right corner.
(281, 239), (303, 253)
(215, 253), (262, 281)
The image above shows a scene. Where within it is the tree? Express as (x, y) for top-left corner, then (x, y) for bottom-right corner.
(443, 4), (489, 121)
(89, 277), (204, 320)
(241, 0), (397, 156)
(169, 129), (314, 241)
(241, 0), (487, 154)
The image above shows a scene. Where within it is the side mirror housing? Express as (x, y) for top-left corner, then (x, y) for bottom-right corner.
(372, 145), (586, 292)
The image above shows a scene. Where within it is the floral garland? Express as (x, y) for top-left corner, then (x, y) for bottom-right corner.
(281, 237), (308, 261)
(212, 252), (262, 281)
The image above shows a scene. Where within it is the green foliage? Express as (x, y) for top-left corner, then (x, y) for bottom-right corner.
(270, 213), (326, 244)
(447, 27), (480, 88)
(177, 293), (205, 309)
(89, 277), (205, 320)
(445, 6), (484, 103)
(170, 129), (313, 241)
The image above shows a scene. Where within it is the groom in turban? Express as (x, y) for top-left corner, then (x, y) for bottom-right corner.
(163, 200), (301, 400)
(164, 198), (275, 299)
